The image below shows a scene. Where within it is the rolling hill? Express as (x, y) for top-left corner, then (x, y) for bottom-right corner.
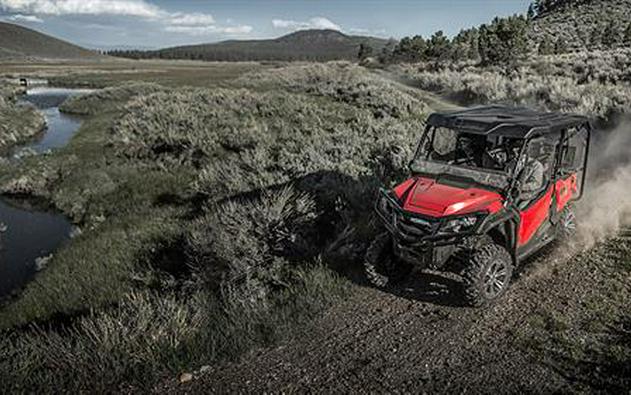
(112, 29), (391, 62)
(0, 22), (104, 61)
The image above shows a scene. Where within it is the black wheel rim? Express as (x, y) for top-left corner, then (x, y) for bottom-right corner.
(483, 259), (508, 298)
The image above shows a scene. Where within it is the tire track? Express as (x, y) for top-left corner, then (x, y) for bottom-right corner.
(165, 228), (630, 393)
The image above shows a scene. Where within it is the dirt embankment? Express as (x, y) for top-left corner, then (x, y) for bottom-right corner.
(163, 113), (631, 394)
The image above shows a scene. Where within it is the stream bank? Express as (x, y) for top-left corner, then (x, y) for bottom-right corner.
(0, 85), (91, 298)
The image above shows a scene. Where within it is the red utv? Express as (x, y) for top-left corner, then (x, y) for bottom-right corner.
(366, 105), (591, 306)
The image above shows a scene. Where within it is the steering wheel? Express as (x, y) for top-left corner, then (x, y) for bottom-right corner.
(483, 148), (506, 169)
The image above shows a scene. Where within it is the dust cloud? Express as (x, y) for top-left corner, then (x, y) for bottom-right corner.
(575, 118), (631, 248)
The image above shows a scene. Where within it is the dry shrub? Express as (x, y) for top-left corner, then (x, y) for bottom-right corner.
(0, 264), (348, 392)
(524, 49), (631, 85)
(113, 84), (422, 197)
(0, 291), (203, 392)
(59, 82), (166, 115)
(0, 64), (429, 390)
(0, 98), (45, 152)
(400, 67), (631, 119)
(237, 62), (429, 118)
(187, 187), (319, 303)
(394, 49), (631, 120)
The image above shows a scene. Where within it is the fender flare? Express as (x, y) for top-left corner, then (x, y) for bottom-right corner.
(477, 208), (520, 263)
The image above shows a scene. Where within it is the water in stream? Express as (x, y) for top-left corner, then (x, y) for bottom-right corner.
(16, 87), (90, 155)
(0, 86), (90, 298)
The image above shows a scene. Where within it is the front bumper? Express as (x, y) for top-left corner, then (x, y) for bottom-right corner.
(375, 189), (468, 268)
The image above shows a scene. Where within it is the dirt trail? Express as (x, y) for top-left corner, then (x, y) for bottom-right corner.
(371, 68), (462, 113)
(165, 75), (631, 393)
(169, 231), (629, 393)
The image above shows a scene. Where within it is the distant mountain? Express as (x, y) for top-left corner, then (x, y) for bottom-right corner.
(81, 43), (157, 52)
(0, 22), (104, 61)
(529, 0), (631, 51)
(112, 30), (391, 62)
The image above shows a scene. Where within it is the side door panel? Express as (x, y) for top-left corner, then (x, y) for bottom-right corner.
(518, 186), (553, 246)
(555, 173), (578, 212)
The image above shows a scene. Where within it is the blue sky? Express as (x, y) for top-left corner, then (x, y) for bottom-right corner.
(0, 0), (531, 49)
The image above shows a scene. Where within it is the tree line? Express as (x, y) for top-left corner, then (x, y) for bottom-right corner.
(376, 15), (530, 66)
(377, 9), (631, 66)
(105, 48), (354, 62)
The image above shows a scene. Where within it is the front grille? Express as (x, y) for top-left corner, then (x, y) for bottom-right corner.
(392, 212), (434, 241)
(377, 191), (437, 242)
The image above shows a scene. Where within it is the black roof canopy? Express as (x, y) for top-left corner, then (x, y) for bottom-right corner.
(427, 105), (589, 139)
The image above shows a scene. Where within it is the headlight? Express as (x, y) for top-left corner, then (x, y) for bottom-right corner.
(438, 216), (478, 235)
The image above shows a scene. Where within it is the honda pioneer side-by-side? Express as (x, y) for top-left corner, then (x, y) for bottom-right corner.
(366, 105), (591, 306)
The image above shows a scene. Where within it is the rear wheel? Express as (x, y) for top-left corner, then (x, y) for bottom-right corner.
(364, 232), (411, 287)
(558, 206), (577, 242)
(462, 243), (513, 307)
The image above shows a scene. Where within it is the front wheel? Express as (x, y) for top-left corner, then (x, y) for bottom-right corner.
(364, 232), (411, 287)
(462, 243), (513, 307)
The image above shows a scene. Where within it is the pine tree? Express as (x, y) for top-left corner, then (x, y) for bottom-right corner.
(410, 35), (428, 60)
(527, 3), (536, 20)
(425, 30), (451, 61)
(358, 43), (373, 60)
(451, 28), (480, 61)
(478, 15), (528, 66)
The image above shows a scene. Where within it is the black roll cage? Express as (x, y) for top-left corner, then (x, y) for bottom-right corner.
(410, 120), (592, 203)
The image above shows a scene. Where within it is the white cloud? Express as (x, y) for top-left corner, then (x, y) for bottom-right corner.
(0, 0), (252, 37)
(169, 12), (214, 26)
(165, 24), (252, 36)
(272, 16), (341, 31)
(0, 0), (162, 18)
(5, 13), (43, 22)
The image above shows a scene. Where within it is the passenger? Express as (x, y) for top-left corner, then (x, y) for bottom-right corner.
(517, 156), (545, 201)
(506, 140), (546, 203)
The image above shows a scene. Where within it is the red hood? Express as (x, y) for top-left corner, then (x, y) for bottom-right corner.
(393, 176), (503, 217)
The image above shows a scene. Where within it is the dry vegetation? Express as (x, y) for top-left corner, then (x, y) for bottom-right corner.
(0, 62), (429, 391)
(392, 48), (631, 120)
(0, 79), (45, 153)
(529, 0), (631, 51)
(2, 39), (631, 390)
(59, 82), (165, 115)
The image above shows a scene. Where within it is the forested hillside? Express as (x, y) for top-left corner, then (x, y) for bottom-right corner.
(107, 30), (390, 62)
(529, 0), (631, 52)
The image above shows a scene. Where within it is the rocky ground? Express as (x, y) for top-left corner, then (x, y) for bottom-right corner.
(163, 231), (631, 393)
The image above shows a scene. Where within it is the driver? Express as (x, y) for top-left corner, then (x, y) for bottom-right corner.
(506, 140), (545, 203)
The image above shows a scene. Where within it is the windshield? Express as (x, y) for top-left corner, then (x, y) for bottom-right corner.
(410, 126), (523, 190)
